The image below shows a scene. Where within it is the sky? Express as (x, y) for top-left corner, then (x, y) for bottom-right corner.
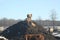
(0, 0), (60, 20)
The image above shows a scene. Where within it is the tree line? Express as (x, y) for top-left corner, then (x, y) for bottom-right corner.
(0, 18), (20, 27)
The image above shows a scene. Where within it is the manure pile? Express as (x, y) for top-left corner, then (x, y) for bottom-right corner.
(0, 20), (58, 40)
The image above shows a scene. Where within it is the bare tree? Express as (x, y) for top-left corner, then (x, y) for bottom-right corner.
(50, 9), (57, 29)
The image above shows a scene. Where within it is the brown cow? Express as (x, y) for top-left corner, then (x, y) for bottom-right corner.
(25, 34), (45, 40)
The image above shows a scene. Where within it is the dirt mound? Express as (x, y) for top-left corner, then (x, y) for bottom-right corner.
(0, 20), (57, 40)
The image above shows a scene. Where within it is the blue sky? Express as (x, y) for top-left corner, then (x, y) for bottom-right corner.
(0, 0), (60, 20)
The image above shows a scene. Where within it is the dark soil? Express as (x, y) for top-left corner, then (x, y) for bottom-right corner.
(0, 20), (59, 40)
